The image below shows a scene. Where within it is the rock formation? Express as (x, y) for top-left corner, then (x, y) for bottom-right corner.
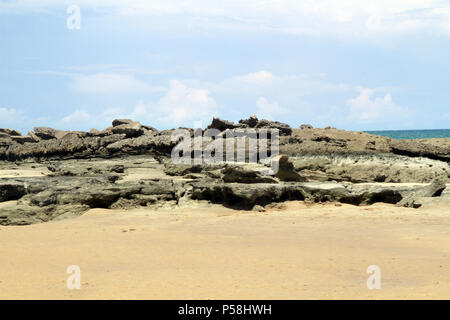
(0, 117), (448, 225)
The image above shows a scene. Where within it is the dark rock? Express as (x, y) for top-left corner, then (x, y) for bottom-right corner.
(164, 163), (203, 176)
(207, 117), (238, 132)
(112, 119), (134, 127)
(27, 131), (41, 142)
(239, 115), (259, 128)
(255, 119), (292, 136)
(0, 128), (21, 136)
(110, 121), (145, 138)
(0, 181), (26, 201)
(300, 124), (313, 130)
(10, 135), (36, 144)
(222, 166), (278, 183)
(110, 164), (125, 173)
(273, 155), (307, 182)
(191, 182), (306, 209)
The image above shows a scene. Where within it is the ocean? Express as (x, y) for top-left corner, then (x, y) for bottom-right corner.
(365, 129), (450, 140)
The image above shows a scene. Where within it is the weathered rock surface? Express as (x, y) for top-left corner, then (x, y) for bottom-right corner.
(0, 118), (448, 165)
(238, 115), (259, 128)
(0, 117), (449, 226)
(273, 155), (307, 182)
(207, 117), (239, 131)
(0, 154), (448, 225)
(289, 154), (449, 183)
(221, 165), (278, 184)
(396, 179), (447, 208)
(33, 127), (68, 140)
(0, 128), (22, 136)
(189, 180), (411, 210)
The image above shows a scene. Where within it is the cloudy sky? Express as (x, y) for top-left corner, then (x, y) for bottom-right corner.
(1, 0), (450, 133)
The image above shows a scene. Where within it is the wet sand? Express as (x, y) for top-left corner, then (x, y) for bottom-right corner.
(0, 201), (449, 299)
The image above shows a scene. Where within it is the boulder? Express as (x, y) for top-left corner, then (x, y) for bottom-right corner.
(33, 127), (67, 140)
(110, 121), (145, 138)
(397, 178), (447, 208)
(273, 155), (307, 182)
(207, 117), (238, 132)
(112, 119), (134, 127)
(300, 124), (313, 130)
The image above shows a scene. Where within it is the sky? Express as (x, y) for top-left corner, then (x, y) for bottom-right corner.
(0, 0), (449, 133)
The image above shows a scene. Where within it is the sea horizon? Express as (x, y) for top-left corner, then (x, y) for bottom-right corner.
(365, 128), (450, 140)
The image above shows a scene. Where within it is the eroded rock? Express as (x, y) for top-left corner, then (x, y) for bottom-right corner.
(397, 179), (447, 208)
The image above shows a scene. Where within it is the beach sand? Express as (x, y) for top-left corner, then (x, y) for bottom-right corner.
(0, 201), (449, 299)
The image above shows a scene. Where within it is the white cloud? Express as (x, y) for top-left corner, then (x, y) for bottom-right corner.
(0, 107), (27, 127)
(149, 80), (218, 126)
(232, 71), (278, 85)
(70, 73), (165, 95)
(2, 0), (450, 37)
(61, 109), (91, 123)
(59, 108), (119, 130)
(256, 97), (287, 120)
(346, 88), (408, 124)
(60, 79), (218, 129)
(186, 70), (353, 97)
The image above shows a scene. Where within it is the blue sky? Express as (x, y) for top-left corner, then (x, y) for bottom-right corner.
(1, 0), (449, 133)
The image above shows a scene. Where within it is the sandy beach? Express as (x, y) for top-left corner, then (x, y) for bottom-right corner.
(1, 201), (449, 299)
(3, 0), (450, 304)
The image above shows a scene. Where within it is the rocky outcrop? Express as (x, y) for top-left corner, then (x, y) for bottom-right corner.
(238, 115), (258, 128)
(190, 180), (408, 210)
(0, 128), (21, 136)
(0, 117), (448, 164)
(289, 154), (449, 183)
(0, 154), (448, 225)
(254, 119), (292, 136)
(0, 126), (176, 161)
(396, 179), (447, 208)
(389, 139), (450, 162)
(207, 116), (292, 136)
(33, 127), (68, 140)
(0, 117), (449, 226)
(0, 170), (184, 225)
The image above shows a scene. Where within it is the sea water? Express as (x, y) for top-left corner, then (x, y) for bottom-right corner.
(365, 129), (450, 140)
